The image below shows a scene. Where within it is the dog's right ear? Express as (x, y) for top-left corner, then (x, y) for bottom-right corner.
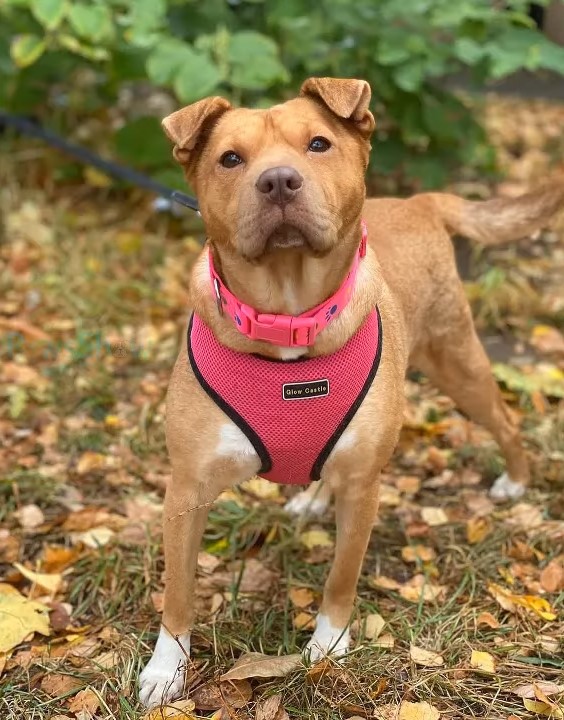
(162, 96), (231, 168)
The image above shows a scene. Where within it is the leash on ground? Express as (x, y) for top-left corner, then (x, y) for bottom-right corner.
(0, 110), (200, 213)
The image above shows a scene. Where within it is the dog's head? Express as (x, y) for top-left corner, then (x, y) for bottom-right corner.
(162, 78), (375, 260)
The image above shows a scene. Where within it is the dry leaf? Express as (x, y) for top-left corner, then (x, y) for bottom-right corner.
(399, 575), (445, 604)
(470, 650), (496, 673)
(191, 681), (251, 711)
(13, 562), (62, 594)
(540, 560), (564, 593)
(299, 530), (334, 549)
(397, 475), (421, 495)
(142, 699), (196, 719)
(293, 612), (315, 630)
(401, 545), (436, 563)
(513, 682), (564, 699)
(289, 587), (315, 609)
(41, 546), (82, 574)
(197, 552), (221, 574)
(488, 583), (557, 620)
(68, 687), (100, 715)
(0, 530), (20, 563)
(530, 325), (564, 357)
(373, 633), (395, 649)
(421, 507), (448, 526)
(220, 653), (301, 681)
(16, 504), (45, 530)
(522, 699), (563, 718)
(241, 476), (281, 500)
(399, 700), (440, 720)
(256, 694), (289, 720)
(476, 612), (499, 629)
(365, 613), (385, 640)
(371, 575), (401, 591)
(71, 527), (115, 548)
(76, 451), (107, 475)
(40, 673), (84, 697)
(466, 517), (492, 544)
(0, 589), (51, 652)
(410, 644), (444, 667)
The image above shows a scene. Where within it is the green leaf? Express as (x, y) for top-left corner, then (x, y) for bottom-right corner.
(146, 38), (191, 85)
(68, 3), (113, 43)
(10, 35), (46, 68)
(114, 116), (172, 169)
(9, 386), (28, 419)
(173, 50), (222, 102)
(30, 0), (67, 30)
(393, 61), (425, 92)
(227, 31), (288, 90)
(453, 37), (485, 66)
(57, 34), (109, 61)
(493, 363), (564, 399)
(127, 0), (166, 44)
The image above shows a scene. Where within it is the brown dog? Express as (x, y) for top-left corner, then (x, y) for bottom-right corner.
(139, 77), (564, 707)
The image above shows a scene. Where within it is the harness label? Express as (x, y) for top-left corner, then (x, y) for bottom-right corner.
(282, 379), (329, 400)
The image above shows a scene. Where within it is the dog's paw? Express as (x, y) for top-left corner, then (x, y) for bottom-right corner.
(284, 491), (330, 518)
(139, 627), (190, 708)
(489, 472), (526, 501)
(304, 614), (350, 662)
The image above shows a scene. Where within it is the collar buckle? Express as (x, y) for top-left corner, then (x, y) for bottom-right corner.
(239, 306), (317, 347)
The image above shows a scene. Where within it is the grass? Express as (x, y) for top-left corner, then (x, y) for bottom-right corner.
(1, 96), (564, 719)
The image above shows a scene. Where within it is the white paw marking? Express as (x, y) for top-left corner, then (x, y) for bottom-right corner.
(305, 613), (350, 661)
(489, 472), (526, 500)
(216, 423), (257, 459)
(284, 491), (329, 517)
(139, 627), (190, 708)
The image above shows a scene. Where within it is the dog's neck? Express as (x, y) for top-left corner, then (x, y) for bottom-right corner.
(190, 222), (378, 358)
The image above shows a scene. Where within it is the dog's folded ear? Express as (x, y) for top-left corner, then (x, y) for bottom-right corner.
(162, 96), (231, 167)
(300, 77), (375, 137)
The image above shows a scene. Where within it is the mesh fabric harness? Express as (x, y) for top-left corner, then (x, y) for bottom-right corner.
(188, 309), (382, 485)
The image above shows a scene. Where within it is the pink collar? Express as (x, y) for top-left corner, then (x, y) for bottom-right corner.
(208, 221), (368, 347)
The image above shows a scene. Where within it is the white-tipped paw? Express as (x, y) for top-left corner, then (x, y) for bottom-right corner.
(304, 614), (350, 662)
(284, 491), (330, 518)
(139, 628), (190, 708)
(489, 472), (526, 500)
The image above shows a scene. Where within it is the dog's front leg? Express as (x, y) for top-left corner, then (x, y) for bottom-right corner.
(139, 469), (223, 708)
(307, 476), (379, 659)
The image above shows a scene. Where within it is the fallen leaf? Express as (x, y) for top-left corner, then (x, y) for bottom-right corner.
(373, 633), (395, 649)
(142, 699), (196, 719)
(410, 644), (444, 667)
(397, 475), (421, 495)
(513, 682), (564, 699)
(399, 575), (446, 604)
(13, 562), (62, 594)
(241, 476), (281, 500)
(289, 587), (315, 609)
(299, 530), (334, 550)
(399, 700), (440, 720)
(40, 673), (84, 697)
(15, 504), (45, 530)
(466, 517), (492, 544)
(487, 583), (557, 620)
(493, 362), (564, 399)
(401, 545), (436, 564)
(256, 694), (289, 720)
(220, 653), (301, 681)
(421, 507), (448, 526)
(0, 530), (20, 563)
(364, 613), (385, 640)
(219, 680), (252, 709)
(470, 650), (496, 673)
(522, 698), (563, 718)
(476, 612), (499, 629)
(68, 687), (100, 715)
(530, 325), (564, 358)
(191, 681), (250, 711)
(371, 575), (401, 591)
(505, 503), (544, 531)
(293, 612), (315, 630)
(41, 546), (82, 574)
(197, 552), (221, 574)
(540, 560), (564, 593)
(0, 592), (51, 652)
(379, 484), (402, 506)
(71, 527), (115, 548)
(76, 451), (107, 475)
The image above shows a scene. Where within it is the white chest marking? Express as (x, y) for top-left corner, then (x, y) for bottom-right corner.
(216, 422), (257, 459)
(332, 428), (357, 455)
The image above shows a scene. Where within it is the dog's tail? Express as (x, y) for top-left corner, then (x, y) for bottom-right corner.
(428, 183), (564, 245)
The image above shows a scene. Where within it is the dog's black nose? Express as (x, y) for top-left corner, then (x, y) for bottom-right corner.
(256, 166), (303, 206)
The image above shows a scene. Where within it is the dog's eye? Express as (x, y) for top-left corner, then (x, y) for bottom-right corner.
(220, 151), (243, 168)
(308, 136), (331, 153)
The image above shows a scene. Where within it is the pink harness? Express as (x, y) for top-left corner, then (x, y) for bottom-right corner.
(188, 224), (382, 485)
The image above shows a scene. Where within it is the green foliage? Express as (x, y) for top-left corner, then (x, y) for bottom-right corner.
(1, 0), (563, 188)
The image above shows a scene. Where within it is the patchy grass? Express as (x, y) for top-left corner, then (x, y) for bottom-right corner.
(1, 95), (564, 720)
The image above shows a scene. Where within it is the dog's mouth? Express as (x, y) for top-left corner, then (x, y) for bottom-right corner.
(266, 223), (307, 251)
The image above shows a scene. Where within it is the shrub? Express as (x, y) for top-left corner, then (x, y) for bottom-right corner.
(1, 0), (564, 188)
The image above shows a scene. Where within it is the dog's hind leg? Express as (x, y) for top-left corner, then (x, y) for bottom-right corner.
(412, 308), (529, 500)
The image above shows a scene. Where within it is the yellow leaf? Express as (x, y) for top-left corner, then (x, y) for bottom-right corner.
(0, 590), (51, 652)
(299, 530), (333, 550)
(399, 700), (440, 720)
(76, 451), (107, 475)
(289, 587), (315, 609)
(365, 613), (386, 640)
(476, 611), (499, 629)
(142, 699), (196, 719)
(373, 632), (395, 649)
(420, 507), (448, 526)
(470, 650), (496, 673)
(83, 167), (112, 188)
(401, 545), (436, 563)
(466, 517), (491, 544)
(523, 699), (563, 718)
(293, 612), (315, 630)
(410, 644), (444, 667)
(487, 583), (557, 620)
(241, 476), (280, 500)
(13, 562), (62, 594)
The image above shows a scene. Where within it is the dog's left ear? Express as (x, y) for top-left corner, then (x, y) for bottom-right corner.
(300, 77), (375, 137)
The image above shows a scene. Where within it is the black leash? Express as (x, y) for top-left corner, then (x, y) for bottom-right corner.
(0, 110), (200, 212)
